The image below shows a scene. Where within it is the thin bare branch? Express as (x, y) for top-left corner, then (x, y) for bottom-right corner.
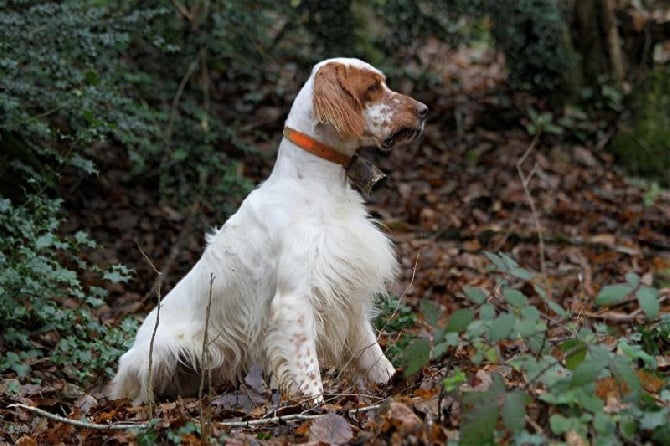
(9, 398), (388, 432)
(8, 403), (148, 431)
(516, 133), (553, 299)
(136, 242), (161, 414)
(199, 273), (216, 444)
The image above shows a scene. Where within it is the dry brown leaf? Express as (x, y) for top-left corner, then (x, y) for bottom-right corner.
(15, 436), (37, 446)
(308, 413), (353, 446)
(377, 401), (422, 435)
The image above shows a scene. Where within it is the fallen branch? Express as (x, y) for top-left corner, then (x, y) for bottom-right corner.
(217, 400), (386, 428)
(7, 403), (148, 431)
(9, 399), (387, 431)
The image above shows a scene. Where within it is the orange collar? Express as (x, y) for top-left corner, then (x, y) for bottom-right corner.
(283, 127), (352, 167)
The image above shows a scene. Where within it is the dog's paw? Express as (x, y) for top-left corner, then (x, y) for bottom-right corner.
(367, 356), (396, 385)
(298, 377), (324, 405)
(311, 393), (324, 405)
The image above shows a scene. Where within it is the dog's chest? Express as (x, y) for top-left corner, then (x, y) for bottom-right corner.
(239, 182), (397, 300)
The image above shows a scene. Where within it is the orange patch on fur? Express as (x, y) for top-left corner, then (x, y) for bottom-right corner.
(313, 62), (384, 138)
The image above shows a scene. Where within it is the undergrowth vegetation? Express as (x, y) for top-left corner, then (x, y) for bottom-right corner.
(1, 1), (668, 444)
(0, 0), (272, 384)
(0, 192), (137, 382)
(390, 252), (669, 444)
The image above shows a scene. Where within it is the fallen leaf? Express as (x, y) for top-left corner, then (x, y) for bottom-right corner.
(15, 436), (37, 446)
(377, 401), (422, 435)
(309, 413), (353, 446)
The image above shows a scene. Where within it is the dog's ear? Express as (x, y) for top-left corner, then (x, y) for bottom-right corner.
(313, 63), (365, 138)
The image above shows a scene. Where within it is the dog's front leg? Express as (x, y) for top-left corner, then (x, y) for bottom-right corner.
(350, 316), (396, 385)
(266, 291), (324, 403)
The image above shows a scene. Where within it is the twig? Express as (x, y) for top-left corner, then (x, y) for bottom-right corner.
(141, 208), (197, 303)
(379, 249), (420, 337)
(516, 133), (546, 279)
(136, 243), (162, 414)
(171, 0), (194, 21)
(9, 400), (387, 432)
(335, 249), (419, 377)
(199, 273), (216, 444)
(516, 132), (566, 318)
(8, 403), (148, 431)
(164, 52), (202, 146)
(583, 297), (669, 322)
(217, 400), (386, 428)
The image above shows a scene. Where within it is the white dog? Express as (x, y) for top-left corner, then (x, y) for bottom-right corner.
(110, 57), (427, 405)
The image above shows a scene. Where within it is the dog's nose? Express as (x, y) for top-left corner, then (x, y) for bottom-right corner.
(416, 102), (428, 118)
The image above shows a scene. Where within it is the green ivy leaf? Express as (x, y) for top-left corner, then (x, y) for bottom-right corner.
(625, 271), (640, 288)
(446, 308), (475, 333)
(35, 233), (55, 249)
(503, 288), (528, 308)
(636, 286), (659, 319)
(489, 312), (515, 342)
(545, 122), (564, 135)
(610, 356), (642, 396)
(549, 414), (581, 435)
(443, 368), (466, 392)
(483, 251), (507, 272)
(510, 266), (534, 281)
(479, 303), (495, 321)
(103, 269), (128, 284)
(401, 338), (431, 377)
(565, 346), (587, 371)
(461, 392), (499, 445)
(618, 339), (656, 369)
(431, 342), (449, 360)
(83, 69), (99, 86)
(640, 409), (669, 430)
(503, 391), (527, 433)
(420, 299), (440, 327)
(463, 286), (487, 304)
(619, 415), (637, 440)
(570, 358), (607, 387)
(544, 299), (569, 318)
(594, 284), (634, 306)
(520, 306), (540, 321)
(593, 411), (615, 434)
(70, 153), (99, 175)
(0, 198), (11, 213)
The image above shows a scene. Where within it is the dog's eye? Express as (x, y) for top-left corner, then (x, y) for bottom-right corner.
(367, 83), (380, 93)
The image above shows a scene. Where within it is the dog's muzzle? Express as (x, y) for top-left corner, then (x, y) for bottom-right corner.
(381, 126), (423, 150)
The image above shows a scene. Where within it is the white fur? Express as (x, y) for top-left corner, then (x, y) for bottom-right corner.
(110, 58), (426, 405)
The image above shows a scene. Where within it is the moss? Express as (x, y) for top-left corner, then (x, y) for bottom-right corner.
(612, 66), (670, 184)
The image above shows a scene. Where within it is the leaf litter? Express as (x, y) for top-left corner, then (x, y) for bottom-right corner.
(2, 44), (670, 444)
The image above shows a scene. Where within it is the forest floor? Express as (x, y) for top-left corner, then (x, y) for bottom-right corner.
(2, 48), (670, 444)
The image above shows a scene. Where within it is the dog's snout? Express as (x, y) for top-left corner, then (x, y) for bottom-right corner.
(416, 102), (428, 118)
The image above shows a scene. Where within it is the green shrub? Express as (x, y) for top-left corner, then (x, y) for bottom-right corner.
(0, 0), (271, 210)
(375, 295), (418, 365)
(402, 252), (668, 444)
(489, 0), (580, 96)
(612, 66), (670, 184)
(0, 0), (283, 383)
(0, 193), (138, 382)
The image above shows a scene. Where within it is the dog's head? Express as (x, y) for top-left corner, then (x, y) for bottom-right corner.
(312, 58), (427, 151)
